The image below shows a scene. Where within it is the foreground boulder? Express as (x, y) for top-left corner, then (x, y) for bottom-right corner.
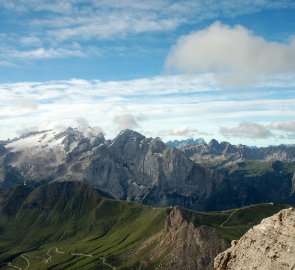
(214, 208), (295, 270)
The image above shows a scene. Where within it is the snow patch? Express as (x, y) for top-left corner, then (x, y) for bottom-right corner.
(6, 130), (66, 152)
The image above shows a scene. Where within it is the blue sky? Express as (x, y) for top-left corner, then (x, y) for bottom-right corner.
(0, 0), (295, 146)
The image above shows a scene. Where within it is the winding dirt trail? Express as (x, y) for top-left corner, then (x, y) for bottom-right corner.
(6, 254), (30, 270)
(220, 209), (240, 228)
(20, 255), (30, 270)
(6, 246), (118, 270)
(7, 262), (22, 270)
(45, 247), (65, 263)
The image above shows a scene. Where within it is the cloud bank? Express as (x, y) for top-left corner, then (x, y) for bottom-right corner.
(0, 75), (294, 146)
(166, 22), (295, 87)
(220, 120), (295, 140)
(269, 121), (295, 133)
(220, 121), (273, 139)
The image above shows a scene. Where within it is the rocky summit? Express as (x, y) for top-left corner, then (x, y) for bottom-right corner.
(129, 207), (229, 270)
(214, 208), (295, 270)
(1, 128), (295, 211)
(180, 139), (295, 166)
(0, 128), (221, 210)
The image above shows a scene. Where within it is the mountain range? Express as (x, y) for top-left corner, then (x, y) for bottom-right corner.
(0, 128), (294, 269)
(166, 138), (206, 148)
(1, 127), (295, 211)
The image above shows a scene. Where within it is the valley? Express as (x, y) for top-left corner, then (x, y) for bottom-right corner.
(0, 182), (287, 269)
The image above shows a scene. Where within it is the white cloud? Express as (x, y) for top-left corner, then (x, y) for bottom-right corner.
(220, 121), (273, 139)
(1, 0), (295, 64)
(75, 117), (89, 128)
(161, 126), (199, 137)
(269, 121), (295, 133)
(0, 60), (16, 67)
(15, 97), (39, 110)
(0, 75), (295, 146)
(3, 0), (295, 44)
(113, 114), (144, 131)
(20, 36), (42, 47)
(39, 121), (66, 132)
(165, 22), (295, 87)
(16, 126), (38, 136)
(3, 48), (86, 60)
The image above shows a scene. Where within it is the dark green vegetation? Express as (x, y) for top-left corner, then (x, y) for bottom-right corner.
(182, 203), (285, 240)
(197, 160), (295, 211)
(0, 182), (289, 269)
(0, 182), (168, 269)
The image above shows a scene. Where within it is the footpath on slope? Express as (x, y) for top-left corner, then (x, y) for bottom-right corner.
(3, 246), (116, 270)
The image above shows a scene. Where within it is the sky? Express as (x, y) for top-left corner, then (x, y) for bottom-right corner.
(1, 0), (295, 146)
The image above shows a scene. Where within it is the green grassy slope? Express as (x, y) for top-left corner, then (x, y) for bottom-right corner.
(0, 182), (168, 269)
(0, 182), (289, 269)
(182, 203), (286, 240)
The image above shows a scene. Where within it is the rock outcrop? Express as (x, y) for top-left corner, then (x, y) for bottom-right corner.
(214, 208), (295, 270)
(132, 207), (229, 270)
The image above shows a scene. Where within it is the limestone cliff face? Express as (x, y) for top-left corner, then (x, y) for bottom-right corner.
(1, 128), (219, 210)
(132, 207), (228, 270)
(214, 208), (295, 270)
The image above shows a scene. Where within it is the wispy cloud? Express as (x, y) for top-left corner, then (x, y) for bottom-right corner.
(2, 47), (86, 60)
(0, 60), (16, 67)
(1, 0), (295, 63)
(166, 22), (295, 87)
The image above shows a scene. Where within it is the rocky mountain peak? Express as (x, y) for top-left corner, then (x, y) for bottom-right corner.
(166, 138), (206, 148)
(0, 127), (218, 210)
(214, 208), (295, 270)
(110, 129), (145, 148)
(165, 207), (188, 232)
(209, 139), (219, 147)
(150, 137), (166, 153)
(208, 139), (223, 153)
(133, 206), (229, 270)
(116, 129), (145, 140)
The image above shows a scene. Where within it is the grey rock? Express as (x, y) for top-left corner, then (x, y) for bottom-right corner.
(181, 140), (295, 165)
(1, 128), (218, 210)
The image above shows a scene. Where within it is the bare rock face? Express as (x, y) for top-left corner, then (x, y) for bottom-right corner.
(291, 173), (295, 196)
(214, 208), (295, 270)
(180, 140), (295, 164)
(1, 128), (219, 211)
(133, 207), (228, 270)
